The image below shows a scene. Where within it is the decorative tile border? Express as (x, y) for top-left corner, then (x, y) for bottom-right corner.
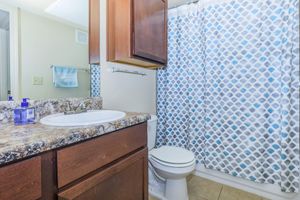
(90, 64), (101, 97)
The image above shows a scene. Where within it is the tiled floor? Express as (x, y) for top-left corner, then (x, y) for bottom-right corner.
(149, 176), (268, 200)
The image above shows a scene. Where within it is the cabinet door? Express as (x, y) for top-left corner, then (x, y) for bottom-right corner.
(58, 149), (148, 200)
(0, 157), (42, 200)
(89, 0), (100, 64)
(132, 0), (167, 64)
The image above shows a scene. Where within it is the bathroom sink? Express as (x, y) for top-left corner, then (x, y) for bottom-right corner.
(40, 110), (126, 127)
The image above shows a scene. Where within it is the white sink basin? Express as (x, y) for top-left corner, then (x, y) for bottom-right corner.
(40, 110), (126, 127)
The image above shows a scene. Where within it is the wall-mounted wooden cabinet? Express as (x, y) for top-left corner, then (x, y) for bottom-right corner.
(89, 0), (100, 64)
(107, 0), (168, 68)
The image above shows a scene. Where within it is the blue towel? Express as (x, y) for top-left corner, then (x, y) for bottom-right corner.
(52, 66), (78, 88)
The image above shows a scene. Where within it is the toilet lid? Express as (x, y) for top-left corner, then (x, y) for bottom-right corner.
(150, 146), (195, 165)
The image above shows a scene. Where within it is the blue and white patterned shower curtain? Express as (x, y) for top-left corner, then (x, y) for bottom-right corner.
(157, 0), (300, 192)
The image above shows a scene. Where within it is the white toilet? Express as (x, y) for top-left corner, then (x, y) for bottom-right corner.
(148, 115), (196, 200)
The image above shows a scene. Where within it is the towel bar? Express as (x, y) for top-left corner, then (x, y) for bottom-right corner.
(50, 65), (90, 73)
(110, 67), (146, 76)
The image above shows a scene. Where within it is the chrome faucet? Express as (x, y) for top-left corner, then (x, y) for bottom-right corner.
(64, 102), (88, 115)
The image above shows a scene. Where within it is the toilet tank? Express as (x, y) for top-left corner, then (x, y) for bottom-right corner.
(147, 115), (157, 150)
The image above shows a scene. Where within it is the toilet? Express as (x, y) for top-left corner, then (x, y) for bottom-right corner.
(148, 115), (196, 200)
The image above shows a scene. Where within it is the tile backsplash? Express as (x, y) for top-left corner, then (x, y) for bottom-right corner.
(90, 65), (101, 97)
(0, 97), (102, 124)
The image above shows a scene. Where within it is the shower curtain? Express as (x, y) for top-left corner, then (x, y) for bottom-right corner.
(157, 0), (300, 193)
(0, 28), (9, 101)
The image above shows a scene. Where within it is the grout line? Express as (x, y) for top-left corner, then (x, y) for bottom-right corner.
(217, 185), (224, 200)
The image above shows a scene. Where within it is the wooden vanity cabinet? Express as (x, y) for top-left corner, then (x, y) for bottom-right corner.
(0, 123), (148, 200)
(107, 0), (168, 68)
(58, 149), (148, 200)
(56, 122), (148, 200)
(57, 123), (147, 188)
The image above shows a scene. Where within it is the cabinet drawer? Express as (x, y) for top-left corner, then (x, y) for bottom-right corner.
(58, 149), (148, 200)
(57, 123), (147, 188)
(0, 156), (42, 200)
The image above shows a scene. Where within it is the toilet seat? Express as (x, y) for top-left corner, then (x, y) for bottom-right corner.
(149, 146), (195, 168)
(150, 156), (195, 168)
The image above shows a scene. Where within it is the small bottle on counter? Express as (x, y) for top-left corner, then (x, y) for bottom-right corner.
(8, 96), (13, 101)
(14, 98), (36, 125)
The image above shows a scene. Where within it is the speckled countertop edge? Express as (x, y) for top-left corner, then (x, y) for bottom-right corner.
(0, 112), (150, 166)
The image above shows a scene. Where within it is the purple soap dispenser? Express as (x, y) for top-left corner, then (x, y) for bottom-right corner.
(14, 98), (36, 125)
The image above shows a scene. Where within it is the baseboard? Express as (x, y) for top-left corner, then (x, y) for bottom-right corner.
(195, 165), (300, 200)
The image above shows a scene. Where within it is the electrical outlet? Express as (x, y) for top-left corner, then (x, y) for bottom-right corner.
(32, 76), (43, 85)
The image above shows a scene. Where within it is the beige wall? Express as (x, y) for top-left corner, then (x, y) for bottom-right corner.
(20, 10), (89, 99)
(99, 0), (157, 114)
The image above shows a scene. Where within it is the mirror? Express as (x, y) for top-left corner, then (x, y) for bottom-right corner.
(0, 8), (10, 101)
(0, 0), (97, 101)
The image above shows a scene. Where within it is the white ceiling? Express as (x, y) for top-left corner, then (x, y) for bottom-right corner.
(0, 0), (194, 28)
(46, 0), (88, 28)
(0, 0), (57, 13)
(0, 0), (88, 28)
(0, 9), (9, 30)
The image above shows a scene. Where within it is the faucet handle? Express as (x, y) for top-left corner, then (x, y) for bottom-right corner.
(78, 102), (86, 109)
(64, 102), (87, 115)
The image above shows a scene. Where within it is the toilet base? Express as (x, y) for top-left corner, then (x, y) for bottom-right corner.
(165, 178), (188, 200)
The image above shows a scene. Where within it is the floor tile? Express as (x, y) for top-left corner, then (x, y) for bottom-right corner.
(149, 175), (264, 200)
(188, 176), (223, 200)
(219, 185), (262, 200)
(189, 195), (209, 200)
(187, 174), (194, 182)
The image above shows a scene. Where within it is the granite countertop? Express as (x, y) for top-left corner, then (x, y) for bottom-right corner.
(0, 112), (150, 166)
